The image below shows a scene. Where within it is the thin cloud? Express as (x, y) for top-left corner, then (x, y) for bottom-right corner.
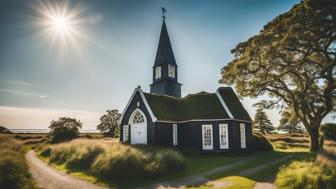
(0, 89), (47, 98)
(7, 80), (33, 86)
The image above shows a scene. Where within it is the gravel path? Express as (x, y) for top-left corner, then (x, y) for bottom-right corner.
(26, 151), (109, 189)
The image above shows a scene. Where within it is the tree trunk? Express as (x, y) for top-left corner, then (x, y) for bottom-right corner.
(309, 127), (321, 152)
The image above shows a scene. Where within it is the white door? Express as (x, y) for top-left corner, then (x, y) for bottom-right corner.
(131, 123), (147, 144)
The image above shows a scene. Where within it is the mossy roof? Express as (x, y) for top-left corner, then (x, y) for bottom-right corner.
(218, 87), (252, 121)
(143, 87), (251, 122)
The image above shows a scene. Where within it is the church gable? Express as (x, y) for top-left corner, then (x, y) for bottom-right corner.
(120, 88), (157, 125)
(217, 87), (252, 121)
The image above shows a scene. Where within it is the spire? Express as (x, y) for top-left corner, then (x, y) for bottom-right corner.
(154, 9), (176, 66)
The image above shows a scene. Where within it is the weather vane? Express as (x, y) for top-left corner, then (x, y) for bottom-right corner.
(161, 7), (166, 20)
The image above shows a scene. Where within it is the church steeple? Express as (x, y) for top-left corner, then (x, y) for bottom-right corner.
(150, 8), (181, 98)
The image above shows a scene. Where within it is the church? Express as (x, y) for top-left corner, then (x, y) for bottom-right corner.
(120, 11), (252, 153)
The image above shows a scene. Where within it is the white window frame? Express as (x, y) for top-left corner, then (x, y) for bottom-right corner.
(219, 124), (229, 149)
(155, 66), (161, 79)
(168, 64), (175, 78)
(123, 125), (129, 142)
(202, 124), (213, 150)
(173, 124), (178, 146)
(240, 123), (246, 149)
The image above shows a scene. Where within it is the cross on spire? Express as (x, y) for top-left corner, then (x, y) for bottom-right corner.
(161, 7), (166, 20)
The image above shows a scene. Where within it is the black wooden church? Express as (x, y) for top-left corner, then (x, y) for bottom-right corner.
(120, 11), (252, 152)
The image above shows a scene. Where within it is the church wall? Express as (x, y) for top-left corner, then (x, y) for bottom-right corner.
(177, 120), (252, 153)
(120, 91), (155, 144)
(154, 122), (174, 146)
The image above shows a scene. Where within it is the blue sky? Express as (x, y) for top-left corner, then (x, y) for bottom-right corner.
(2, 0), (323, 130)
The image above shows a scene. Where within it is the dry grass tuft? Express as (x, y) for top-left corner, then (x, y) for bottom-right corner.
(40, 139), (186, 180)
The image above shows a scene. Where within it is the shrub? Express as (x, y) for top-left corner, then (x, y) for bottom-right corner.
(321, 123), (336, 140)
(48, 117), (82, 143)
(91, 147), (148, 179)
(0, 135), (36, 189)
(42, 139), (186, 180)
(153, 149), (186, 175)
(250, 133), (274, 151)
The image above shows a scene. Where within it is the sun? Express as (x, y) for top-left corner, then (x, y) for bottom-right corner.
(51, 15), (70, 33)
(33, 1), (88, 46)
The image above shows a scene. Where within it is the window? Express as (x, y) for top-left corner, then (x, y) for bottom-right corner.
(123, 125), (129, 142)
(155, 66), (161, 79)
(202, 125), (213, 150)
(219, 124), (229, 149)
(240, 123), (246, 149)
(132, 111), (144, 124)
(168, 64), (175, 78)
(173, 124), (178, 146)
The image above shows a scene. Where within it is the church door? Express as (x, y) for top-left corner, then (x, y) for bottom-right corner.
(130, 109), (147, 144)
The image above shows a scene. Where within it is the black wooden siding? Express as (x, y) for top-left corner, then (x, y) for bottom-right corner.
(120, 91), (155, 145)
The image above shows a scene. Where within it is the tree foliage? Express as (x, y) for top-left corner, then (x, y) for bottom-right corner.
(48, 117), (82, 143)
(321, 123), (336, 140)
(220, 0), (336, 151)
(253, 108), (275, 135)
(278, 107), (305, 134)
(97, 109), (120, 137)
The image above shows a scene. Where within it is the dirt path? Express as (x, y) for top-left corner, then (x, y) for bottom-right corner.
(26, 151), (109, 189)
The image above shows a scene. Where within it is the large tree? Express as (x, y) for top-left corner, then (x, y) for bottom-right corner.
(97, 109), (120, 137)
(253, 109), (275, 135)
(220, 0), (336, 151)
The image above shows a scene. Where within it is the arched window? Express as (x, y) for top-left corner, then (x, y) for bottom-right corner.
(132, 111), (145, 124)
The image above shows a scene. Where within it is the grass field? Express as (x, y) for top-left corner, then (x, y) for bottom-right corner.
(0, 134), (37, 189)
(8, 132), (336, 189)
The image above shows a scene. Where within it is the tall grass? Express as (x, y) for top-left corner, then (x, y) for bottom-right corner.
(0, 135), (36, 189)
(40, 139), (186, 180)
(275, 141), (336, 189)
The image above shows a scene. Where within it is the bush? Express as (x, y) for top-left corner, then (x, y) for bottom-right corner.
(42, 139), (186, 180)
(250, 133), (274, 151)
(153, 149), (186, 175)
(0, 135), (36, 189)
(48, 117), (82, 143)
(321, 123), (336, 140)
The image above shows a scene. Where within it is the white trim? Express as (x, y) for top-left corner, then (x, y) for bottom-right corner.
(123, 125), (129, 142)
(202, 124), (213, 150)
(240, 123), (246, 149)
(120, 87), (157, 124)
(156, 118), (252, 124)
(173, 124), (178, 146)
(219, 124), (229, 149)
(216, 89), (234, 119)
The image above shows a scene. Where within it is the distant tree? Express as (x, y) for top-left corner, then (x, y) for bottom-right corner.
(48, 117), (82, 143)
(321, 123), (336, 140)
(253, 109), (275, 135)
(278, 108), (305, 134)
(220, 0), (336, 151)
(97, 109), (120, 137)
